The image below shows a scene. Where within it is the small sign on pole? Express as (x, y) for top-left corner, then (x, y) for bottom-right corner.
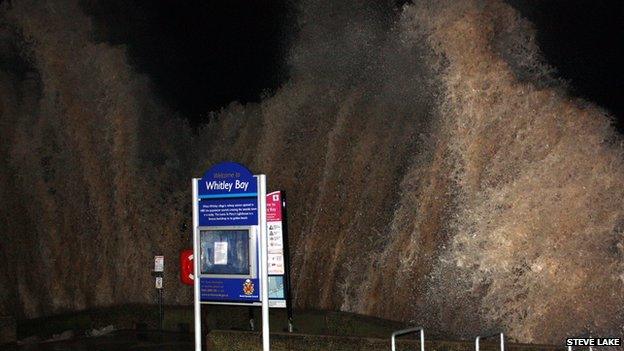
(155, 277), (163, 289)
(152, 255), (165, 331)
(154, 256), (164, 272)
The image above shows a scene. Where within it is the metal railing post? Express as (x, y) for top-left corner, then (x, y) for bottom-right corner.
(475, 332), (504, 351)
(391, 327), (425, 351)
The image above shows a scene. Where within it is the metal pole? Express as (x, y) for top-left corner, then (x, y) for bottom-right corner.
(281, 192), (294, 333)
(258, 175), (270, 350)
(159, 288), (164, 330)
(192, 179), (202, 351)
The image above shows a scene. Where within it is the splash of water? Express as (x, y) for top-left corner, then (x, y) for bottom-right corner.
(0, 0), (622, 344)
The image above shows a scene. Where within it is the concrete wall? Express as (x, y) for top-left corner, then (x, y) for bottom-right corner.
(0, 316), (16, 345)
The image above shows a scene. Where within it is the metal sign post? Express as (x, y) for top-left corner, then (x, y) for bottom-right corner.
(258, 175), (270, 351)
(193, 180), (201, 351)
(153, 255), (164, 331)
(281, 192), (294, 332)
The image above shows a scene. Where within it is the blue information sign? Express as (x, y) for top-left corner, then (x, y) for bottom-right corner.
(196, 162), (262, 304)
(200, 278), (260, 302)
(193, 162), (271, 349)
(197, 162), (258, 227)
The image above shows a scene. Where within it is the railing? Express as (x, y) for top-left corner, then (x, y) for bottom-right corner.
(475, 332), (505, 351)
(391, 327), (425, 351)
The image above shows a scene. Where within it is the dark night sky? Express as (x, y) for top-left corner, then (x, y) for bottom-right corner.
(510, 0), (623, 131)
(85, 0), (295, 125)
(86, 0), (623, 131)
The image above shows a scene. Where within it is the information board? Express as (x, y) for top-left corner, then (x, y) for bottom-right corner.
(266, 191), (287, 308)
(192, 162), (271, 351)
(195, 162), (263, 304)
(197, 162), (258, 227)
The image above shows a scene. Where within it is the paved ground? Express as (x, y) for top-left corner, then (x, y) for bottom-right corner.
(4, 330), (193, 351)
(1, 307), (565, 351)
(3, 330), (566, 351)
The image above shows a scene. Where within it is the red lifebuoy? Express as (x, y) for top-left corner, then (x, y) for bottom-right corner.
(180, 249), (194, 285)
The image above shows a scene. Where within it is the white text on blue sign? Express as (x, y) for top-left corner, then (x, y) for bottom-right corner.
(206, 180), (250, 192)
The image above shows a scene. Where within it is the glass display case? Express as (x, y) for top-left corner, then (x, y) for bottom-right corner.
(200, 228), (255, 277)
